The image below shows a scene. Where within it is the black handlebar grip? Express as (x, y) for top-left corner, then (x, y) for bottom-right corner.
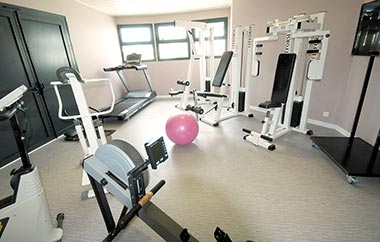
(242, 128), (252, 134)
(193, 106), (204, 115)
(103, 67), (115, 72)
(308, 39), (322, 44)
(260, 135), (273, 142)
(150, 180), (166, 194)
(176, 80), (190, 86)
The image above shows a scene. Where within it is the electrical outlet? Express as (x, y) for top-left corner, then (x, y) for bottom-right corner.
(323, 112), (329, 117)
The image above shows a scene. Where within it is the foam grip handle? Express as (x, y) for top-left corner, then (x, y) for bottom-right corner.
(177, 80), (190, 86)
(138, 180), (165, 207)
(138, 192), (153, 207)
(192, 106), (204, 115)
(186, 105), (204, 114)
(260, 134), (273, 142)
(103, 67), (115, 72)
(150, 179), (166, 195)
(242, 128), (252, 134)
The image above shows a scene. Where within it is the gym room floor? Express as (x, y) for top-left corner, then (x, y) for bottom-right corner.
(1, 98), (380, 242)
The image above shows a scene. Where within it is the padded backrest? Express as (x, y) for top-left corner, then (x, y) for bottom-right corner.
(212, 51), (234, 87)
(271, 53), (296, 104)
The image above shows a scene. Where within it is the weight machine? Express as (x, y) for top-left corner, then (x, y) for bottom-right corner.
(231, 25), (255, 116)
(169, 20), (215, 114)
(194, 51), (236, 126)
(243, 12), (330, 150)
(191, 25), (255, 126)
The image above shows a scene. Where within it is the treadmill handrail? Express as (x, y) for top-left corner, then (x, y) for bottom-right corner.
(51, 76), (116, 120)
(103, 64), (147, 72)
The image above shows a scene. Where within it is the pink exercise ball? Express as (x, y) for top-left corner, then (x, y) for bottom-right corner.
(165, 113), (199, 145)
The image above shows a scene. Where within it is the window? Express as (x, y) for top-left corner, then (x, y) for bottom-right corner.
(193, 17), (228, 57)
(117, 17), (228, 62)
(155, 22), (190, 61)
(117, 24), (155, 62)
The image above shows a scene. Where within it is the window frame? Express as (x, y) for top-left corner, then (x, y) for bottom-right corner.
(117, 23), (156, 62)
(154, 22), (191, 61)
(193, 17), (228, 58)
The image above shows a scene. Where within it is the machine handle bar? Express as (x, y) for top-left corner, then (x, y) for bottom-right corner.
(51, 78), (115, 120)
(104, 180), (166, 242)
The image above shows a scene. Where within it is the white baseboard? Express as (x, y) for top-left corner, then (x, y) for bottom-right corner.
(248, 105), (267, 113)
(307, 119), (350, 137)
(156, 95), (180, 100)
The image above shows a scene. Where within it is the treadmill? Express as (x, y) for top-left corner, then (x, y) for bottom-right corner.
(102, 53), (156, 120)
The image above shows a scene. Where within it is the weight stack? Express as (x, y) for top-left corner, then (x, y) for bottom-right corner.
(238, 91), (245, 112)
(291, 101), (303, 127)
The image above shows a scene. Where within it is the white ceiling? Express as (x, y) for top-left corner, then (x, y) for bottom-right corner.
(75, 0), (232, 16)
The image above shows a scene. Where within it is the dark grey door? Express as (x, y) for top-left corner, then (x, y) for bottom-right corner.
(0, 4), (79, 167)
(17, 7), (79, 136)
(0, 8), (53, 167)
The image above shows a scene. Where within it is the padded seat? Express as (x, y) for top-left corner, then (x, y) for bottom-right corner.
(258, 100), (282, 109)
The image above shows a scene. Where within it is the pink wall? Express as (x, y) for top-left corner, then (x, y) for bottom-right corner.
(114, 8), (230, 95)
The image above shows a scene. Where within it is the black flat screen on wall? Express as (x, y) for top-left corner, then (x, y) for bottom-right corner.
(352, 1), (380, 56)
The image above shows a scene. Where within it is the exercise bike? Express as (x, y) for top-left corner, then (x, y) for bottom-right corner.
(0, 85), (64, 242)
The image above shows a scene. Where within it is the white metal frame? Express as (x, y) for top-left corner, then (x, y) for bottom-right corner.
(172, 20), (215, 111)
(244, 12), (330, 150)
(51, 74), (115, 187)
(197, 25), (256, 127)
(231, 25), (256, 116)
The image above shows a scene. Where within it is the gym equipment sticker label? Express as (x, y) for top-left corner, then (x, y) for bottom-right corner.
(0, 217), (9, 239)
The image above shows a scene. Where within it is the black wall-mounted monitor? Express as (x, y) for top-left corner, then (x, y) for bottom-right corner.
(352, 1), (380, 56)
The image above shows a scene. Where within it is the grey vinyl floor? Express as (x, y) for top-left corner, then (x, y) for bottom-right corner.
(1, 99), (380, 242)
